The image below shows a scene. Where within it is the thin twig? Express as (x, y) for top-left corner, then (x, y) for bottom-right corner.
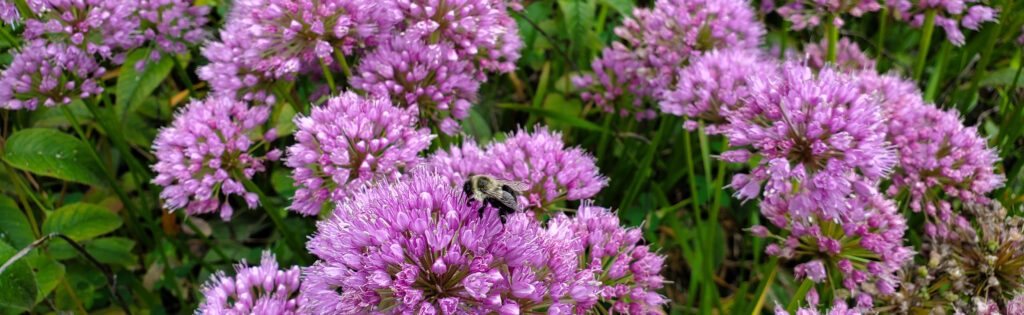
(0, 233), (133, 315)
(509, 9), (581, 72)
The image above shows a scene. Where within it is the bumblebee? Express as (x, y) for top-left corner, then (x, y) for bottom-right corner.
(462, 175), (529, 222)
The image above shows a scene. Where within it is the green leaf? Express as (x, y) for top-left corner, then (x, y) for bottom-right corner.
(541, 93), (584, 130)
(116, 48), (174, 120)
(42, 203), (123, 241)
(85, 237), (136, 267)
(25, 254), (64, 302)
(461, 107), (493, 143)
(29, 99), (93, 128)
(0, 241), (38, 310)
(498, 103), (606, 132)
(980, 66), (1023, 87)
(0, 195), (34, 249)
(271, 169), (297, 200)
(3, 128), (106, 187)
(599, 0), (634, 17)
(558, 0), (597, 44)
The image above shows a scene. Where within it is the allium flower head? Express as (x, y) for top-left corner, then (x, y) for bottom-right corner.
(284, 91), (433, 216)
(351, 21), (479, 134)
(889, 0), (998, 46)
(0, 0), (18, 24)
(22, 0), (142, 63)
(725, 63), (896, 222)
(198, 0), (399, 103)
(151, 97), (278, 220)
(132, 0), (210, 70)
(660, 48), (777, 133)
(803, 37), (876, 73)
(856, 72), (1004, 221)
(394, 0), (523, 74)
(773, 299), (863, 315)
(547, 205), (668, 313)
(776, 0), (882, 30)
(428, 126), (608, 213)
(0, 39), (105, 110)
(574, 0), (764, 119)
(198, 251), (302, 315)
(300, 170), (603, 313)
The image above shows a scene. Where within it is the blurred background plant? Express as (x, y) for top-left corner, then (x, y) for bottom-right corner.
(0, 0), (1021, 314)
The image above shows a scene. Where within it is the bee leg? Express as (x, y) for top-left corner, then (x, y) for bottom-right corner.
(462, 181), (474, 206)
(496, 191), (519, 223)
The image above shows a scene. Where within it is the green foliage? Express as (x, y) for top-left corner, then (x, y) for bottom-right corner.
(0, 242), (38, 311)
(3, 129), (106, 187)
(42, 203), (123, 242)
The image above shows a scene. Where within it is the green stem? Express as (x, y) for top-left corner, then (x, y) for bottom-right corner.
(11, 0), (35, 20)
(0, 27), (19, 50)
(786, 278), (815, 313)
(239, 177), (313, 265)
(963, 10), (1006, 112)
(2, 162), (41, 236)
(85, 96), (154, 213)
(333, 49), (352, 80)
(319, 57), (337, 93)
(172, 60), (196, 97)
(596, 114), (613, 163)
(779, 21), (790, 59)
(876, 8), (888, 59)
(912, 10), (937, 81)
(749, 257), (779, 314)
(59, 105), (145, 242)
(924, 41), (951, 102)
(594, 4), (610, 35)
(619, 117), (670, 210)
(826, 15), (839, 64)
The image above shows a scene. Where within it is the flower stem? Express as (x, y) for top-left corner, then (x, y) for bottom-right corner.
(912, 10), (937, 81)
(876, 8), (888, 61)
(786, 278), (815, 313)
(319, 57), (337, 93)
(826, 16), (839, 64)
(924, 41), (951, 102)
(179, 212), (231, 263)
(333, 49), (352, 80)
(11, 0), (35, 20)
(239, 177), (313, 265)
(750, 257), (779, 315)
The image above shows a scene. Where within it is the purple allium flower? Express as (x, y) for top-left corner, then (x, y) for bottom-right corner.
(0, 39), (106, 110)
(300, 170), (602, 313)
(394, 0), (523, 74)
(1008, 291), (1024, 315)
(197, 251), (301, 315)
(351, 21), (479, 134)
(776, 0), (881, 30)
(0, 0), (17, 24)
(574, 0), (764, 119)
(548, 204), (668, 313)
(428, 126), (608, 213)
(660, 48), (777, 133)
(724, 63), (896, 222)
(889, 0), (998, 46)
(132, 0), (210, 70)
(803, 37), (876, 73)
(1019, 25), (1024, 45)
(197, 0), (399, 103)
(22, 0), (143, 63)
(855, 72), (1004, 221)
(151, 97), (278, 221)
(284, 91), (433, 216)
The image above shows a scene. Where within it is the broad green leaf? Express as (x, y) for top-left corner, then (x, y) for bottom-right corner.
(3, 128), (106, 187)
(274, 103), (298, 137)
(42, 203), (123, 241)
(980, 66), (1024, 87)
(85, 237), (136, 267)
(271, 169), (297, 200)
(461, 107), (493, 143)
(0, 195), (34, 249)
(498, 103), (606, 132)
(558, 0), (597, 44)
(29, 99), (93, 128)
(541, 93), (584, 130)
(25, 254), (64, 302)
(0, 241), (38, 310)
(599, 0), (634, 17)
(116, 48), (174, 120)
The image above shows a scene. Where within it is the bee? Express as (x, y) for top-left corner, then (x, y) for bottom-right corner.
(463, 174), (530, 222)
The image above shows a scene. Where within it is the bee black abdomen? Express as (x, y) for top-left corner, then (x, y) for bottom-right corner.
(462, 181), (474, 206)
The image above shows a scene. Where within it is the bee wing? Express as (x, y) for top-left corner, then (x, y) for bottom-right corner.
(497, 180), (530, 192)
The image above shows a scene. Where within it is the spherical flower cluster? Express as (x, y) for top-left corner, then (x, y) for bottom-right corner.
(300, 171), (609, 314)
(0, 0), (17, 24)
(198, 251), (302, 315)
(151, 97), (278, 221)
(803, 37), (876, 73)
(752, 192), (912, 307)
(197, 0), (399, 103)
(724, 64), (896, 222)
(132, 0), (210, 70)
(659, 48), (776, 133)
(284, 92), (433, 216)
(774, 300), (862, 315)
(889, 0), (998, 46)
(855, 71), (1004, 221)
(22, 0), (142, 63)
(0, 39), (105, 110)
(428, 126), (608, 213)
(776, 0), (881, 30)
(351, 21), (479, 134)
(394, 0), (523, 74)
(573, 0), (764, 118)
(547, 205), (667, 313)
